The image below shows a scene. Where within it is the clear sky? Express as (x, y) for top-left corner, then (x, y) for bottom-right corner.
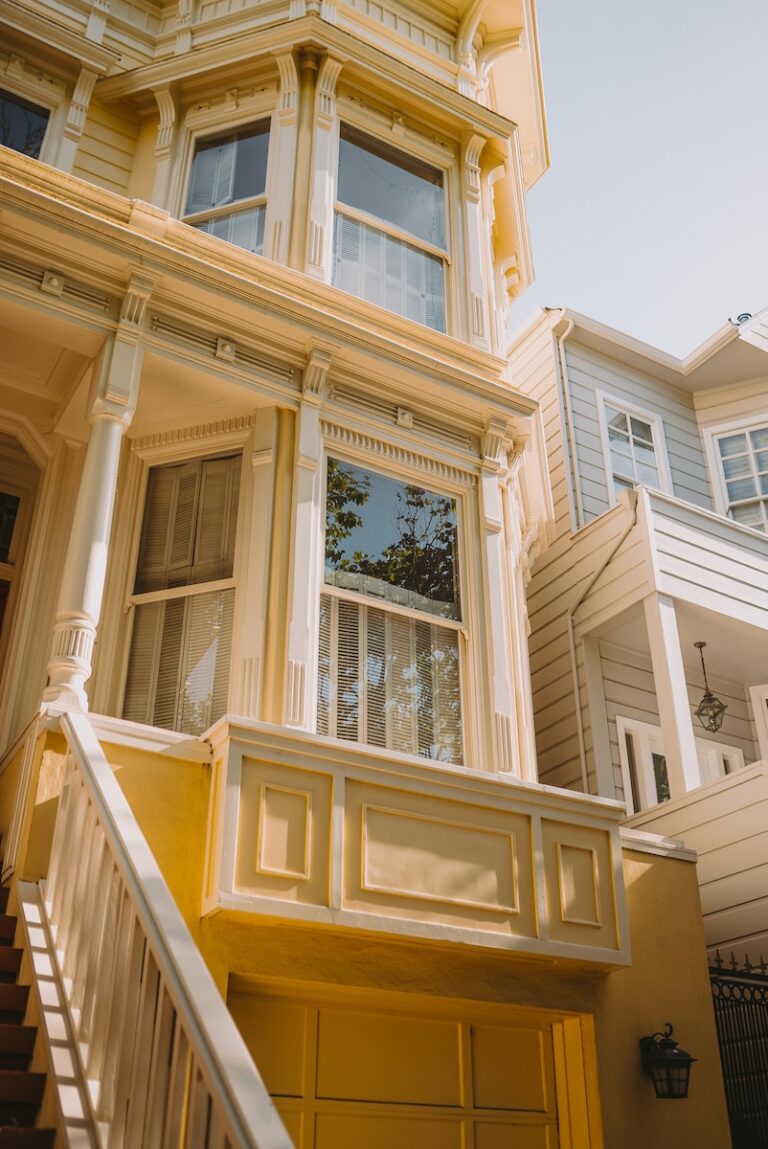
(508, 0), (768, 357)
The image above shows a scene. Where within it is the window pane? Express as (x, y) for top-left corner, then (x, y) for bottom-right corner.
(333, 213), (445, 332)
(338, 124), (445, 249)
(718, 433), (747, 458)
(0, 492), (20, 564)
(726, 476), (757, 501)
(605, 408), (628, 435)
(629, 417), (653, 443)
(651, 753), (670, 804)
(186, 122), (269, 213)
(194, 204), (265, 254)
(731, 502), (764, 529)
(636, 462), (659, 487)
(0, 89), (48, 158)
(750, 426), (768, 450)
(317, 594), (462, 763)
(721, 454), (752, 479)
(324, 459), (459, 619)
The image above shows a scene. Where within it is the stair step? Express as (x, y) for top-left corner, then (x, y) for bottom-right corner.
(0, 920), (15, 949)
(0, 888), (9, 915)
(0, 1071), (45, 1106)
(0, 1026), (37, 1072)
(0, 986), (28, 1025)
(0, 951), (22, 985)
(0, 1131), (55, 1148)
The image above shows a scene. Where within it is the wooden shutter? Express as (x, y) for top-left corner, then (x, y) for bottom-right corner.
(333, 215), (362, 296)
(186, 140), (237, 213)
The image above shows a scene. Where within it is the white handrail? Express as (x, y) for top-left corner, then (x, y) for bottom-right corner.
(45, 709), (292, 1149)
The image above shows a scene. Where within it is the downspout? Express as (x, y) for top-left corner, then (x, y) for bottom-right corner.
(566, 490), (638, 794)
(553, 316), (584, 529)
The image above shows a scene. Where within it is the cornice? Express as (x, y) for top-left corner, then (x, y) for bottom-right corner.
(0, 153), (537, 421)
(95, 14), (518, 142)
(0, 0), (120, 74)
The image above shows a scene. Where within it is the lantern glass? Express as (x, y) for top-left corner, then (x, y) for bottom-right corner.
(640, 1025), (696, 1100)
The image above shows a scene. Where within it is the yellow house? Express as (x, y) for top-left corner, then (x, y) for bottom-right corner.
(0, 1), (731, 1146)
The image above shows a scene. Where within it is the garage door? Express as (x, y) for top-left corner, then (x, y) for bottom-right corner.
(229, 989), (562, 1148)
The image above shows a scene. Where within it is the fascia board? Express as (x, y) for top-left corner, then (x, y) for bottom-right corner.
(95, 14), (519, 144)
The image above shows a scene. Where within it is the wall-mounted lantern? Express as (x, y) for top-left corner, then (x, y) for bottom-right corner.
(693, 641), (727, 733)
(639, 1023), (697, 1099)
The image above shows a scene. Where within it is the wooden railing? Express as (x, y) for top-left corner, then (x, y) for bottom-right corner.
(42, 710), (292, 1149)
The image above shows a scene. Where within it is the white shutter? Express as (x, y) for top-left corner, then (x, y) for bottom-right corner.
(336, 599), (360, 741)
(135, 468), (177, 593)
(362, 225), (385, 307)
(178, 589), (234, 736)
(423, 257), (445, 333)
(317, 594), (333, 737)
(186, 140), (237, 213)
(364, 607), (387, 748)
(333, 214), (362, 296)
(428, 624), (462, 763)
(122, 604), (164, 724)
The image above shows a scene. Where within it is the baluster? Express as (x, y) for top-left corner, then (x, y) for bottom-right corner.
(62, 799), (100, 978)
(72, 826), (109, 1016)
(184, 1063), (211, 1149)
(122, 948), (161, 1149)
(140, 984), (177, 1149)
(106, 925), (148, 1149)
(162, 1022), (190, 1149)
(86, 879), (128, 1077)
(54, 773), (89, 956)
(45, 754), (77, 924)
(206, 1105), (226, 1149)
(99, 907), (141, 1120)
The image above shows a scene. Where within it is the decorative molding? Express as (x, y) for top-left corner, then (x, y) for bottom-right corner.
(471, 293), (485, 340)
(86, 0), (111, 43)
(50, 621), (95, 664)
(41, 271), (64, 297)
(464, 133), (485, 201)
(343, 0), (454, 61)
(316, 53), (344, 125)
(64, 69), (98, 141)
(307, 219), (324, 269)
(175, 0), (194, 53)
(149, 314), (295, 386)
(120, 271), (156, 327)
(154, 87), (178, 156)
(303, 346), (333, 399)
(215, 337), (236, 362)
(321, 421), (476, 486)
(482, 415), (512, 467)
(395, 407), (413, 429)
(238, 656), (260, 718)
(274, 51), (298, 119)
(132, 413), (259, 455)
(286, 659), (307, 725)
(495, 711), (514, 773)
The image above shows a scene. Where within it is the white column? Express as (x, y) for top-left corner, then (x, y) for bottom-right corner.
(462, 134), (492, 350)
(266, 54), (299, 265)
(283, 348), (332, 727)
(305, 54), (343, 281)
(480, 417), (520, 775)
(582, 635), (615, 798)
(44, 322), (144, 710)
(643, 592), (700, 797)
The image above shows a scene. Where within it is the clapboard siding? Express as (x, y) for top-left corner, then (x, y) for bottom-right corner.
(627, 765), (768, 957)
(73, 99), (140, 196)
(694, 378), (768, 428)
(565, 342), (712, 520)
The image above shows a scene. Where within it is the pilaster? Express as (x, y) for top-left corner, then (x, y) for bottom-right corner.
(643, 592), (701, 797)
(56, 69), (98, 174)
(305, 52), (345, 281)
(267, 53), (300, 264)
(462, 133), (492, 351)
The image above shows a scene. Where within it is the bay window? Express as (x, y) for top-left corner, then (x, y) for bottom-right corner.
(714, 423), (768, 532)
(183, 120), (270, 253)
(318, 459), (463, 763)
(0, 88), (49, 159)
(122, 453), (241, 735)
(333, 124), (447, 332)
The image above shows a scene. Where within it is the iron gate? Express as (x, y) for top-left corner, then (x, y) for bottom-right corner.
(710, 958), (768, 1149)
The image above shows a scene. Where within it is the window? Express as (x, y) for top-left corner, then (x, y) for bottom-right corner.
(318, 459), (463, 763)
(0, 88), (49, 159)
(0, 491), (22, 644)
(183, 121), (270, 254)
(617, 716), (744, 814)
(122, 454), (241, 736)
(333, 124), (447, 332)
(598, 396), (668, 500)
(714, 423), (768, 532)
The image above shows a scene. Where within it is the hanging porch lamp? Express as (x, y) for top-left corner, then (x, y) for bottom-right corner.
(639, 1023), (697, 1099)
(693, 641), (727, 733)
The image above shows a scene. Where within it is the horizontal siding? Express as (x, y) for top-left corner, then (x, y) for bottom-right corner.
(694, 378), (768, 427)
(627, 766), (768, 955)
(565, 342), (712, 521)
(73, 98), (140, 196)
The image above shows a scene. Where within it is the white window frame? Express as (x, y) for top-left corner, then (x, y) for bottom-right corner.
(702, 414), (768, 533)
(317, 444), (475, 767)
(749, 684), (768, 760)
(173, 90), (278, 256)
(0, 73), (67, 166)
(99, 423), (255, 731)
(617, 715), (745, 814)
(331, 109), (457, 334)
(595, 391), (674, 507)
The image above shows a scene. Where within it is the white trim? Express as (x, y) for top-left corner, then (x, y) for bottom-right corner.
(703, 414), (768, 529)
(595, 389), (674, 507)
(749, 684), (768, 759)
(0, 66), (66, 167)
(616, 714), (745, 815)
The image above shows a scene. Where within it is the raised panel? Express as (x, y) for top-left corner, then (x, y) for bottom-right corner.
(475, 1124), (556, 1149)
(315, 1113), (462, 1149)
(227, 995), (308, 1099)
(471, 1025), (552, 1112)
(258, 785), (310, 879)
(316, 1009), (462, 1106)
(557, 845), (600, 926)
(542, 821), (618, 949)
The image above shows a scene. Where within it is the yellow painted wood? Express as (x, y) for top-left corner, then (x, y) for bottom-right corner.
(470, 1024), (552, 1112)
(227, 996), (308, 1098)
(314, 1112), (463, 1149)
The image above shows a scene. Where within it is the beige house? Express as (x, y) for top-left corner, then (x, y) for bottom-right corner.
(510, 307), (768, 965)
(0, 1), (734, 1146)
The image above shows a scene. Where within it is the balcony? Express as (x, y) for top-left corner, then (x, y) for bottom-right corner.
(203, 718), (630, 967)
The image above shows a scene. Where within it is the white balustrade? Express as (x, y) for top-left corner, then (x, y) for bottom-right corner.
(42, 709), (292, 1149)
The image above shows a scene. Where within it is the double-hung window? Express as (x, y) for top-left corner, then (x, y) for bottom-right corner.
(333, 124), (447, 332)
(0, 88), (49, 159)
(318, 459), (463, 763)
(598, 397), (667, 500)
(122, 454), (241, 736)
(183, 121), (270, 254)
(714, 423), (768, 532)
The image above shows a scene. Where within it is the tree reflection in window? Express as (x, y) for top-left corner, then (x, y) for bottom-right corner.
(0, 89), (49, 159)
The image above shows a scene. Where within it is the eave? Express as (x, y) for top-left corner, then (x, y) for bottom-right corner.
(0, 0), (120, 75)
